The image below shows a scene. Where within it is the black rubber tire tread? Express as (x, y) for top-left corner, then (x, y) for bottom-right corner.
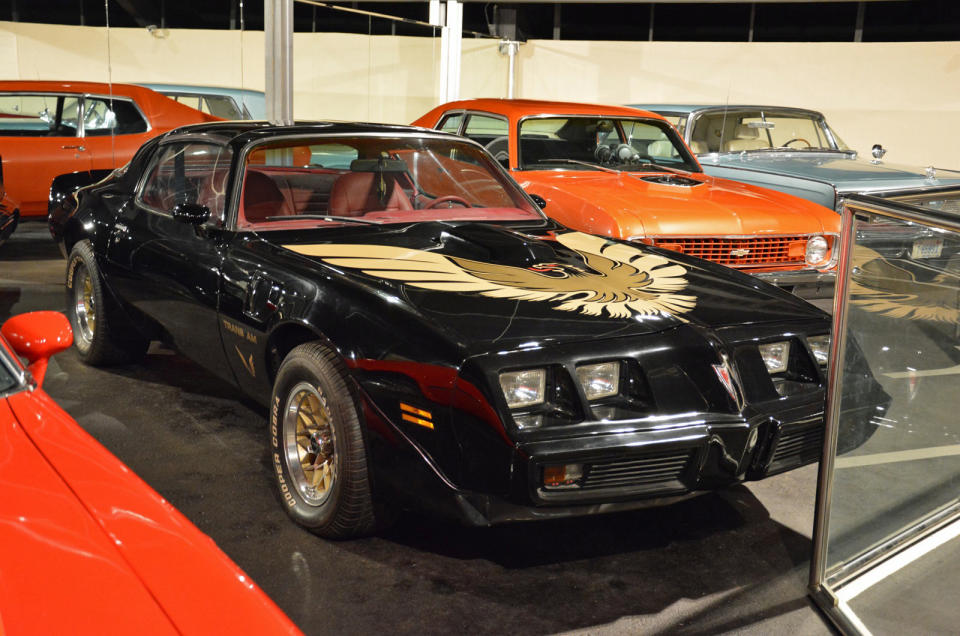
(271, 341), (377, 539)
(65, 240), (148, 366)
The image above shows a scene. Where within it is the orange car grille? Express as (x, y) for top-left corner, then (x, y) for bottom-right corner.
(651, 236), (808, 268)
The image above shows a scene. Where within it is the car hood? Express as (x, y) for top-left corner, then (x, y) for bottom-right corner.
(699, 152), (960, 194)
(278, 222), (826, 355)
(3, 390), (300, 635)
(516, 169), (834, 236)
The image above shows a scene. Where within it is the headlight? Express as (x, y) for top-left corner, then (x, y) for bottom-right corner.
(576, 361), (620, 400)
(499, 368), (546, 409)
(808, 335), (830, 366)
(758, 341), (790, 374)
(805, 235), (829, 267)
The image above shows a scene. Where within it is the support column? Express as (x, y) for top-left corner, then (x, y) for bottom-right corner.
(265, 0), (293, 125)
(499, 40), (520, 99)
(432, 1), (462, 104)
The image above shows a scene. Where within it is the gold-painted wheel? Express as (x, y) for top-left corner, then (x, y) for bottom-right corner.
(283, 382), (338, 506)
(72, 263), (96, 348)
(270, 341), (377, 537)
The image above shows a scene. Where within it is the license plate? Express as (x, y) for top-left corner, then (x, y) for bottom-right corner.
(911, 237), (943, 259)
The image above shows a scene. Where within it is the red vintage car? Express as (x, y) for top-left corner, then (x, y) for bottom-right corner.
(0, 311), (300, 634)
(413, 99), (841, 301)
(0, 80), (219, 219)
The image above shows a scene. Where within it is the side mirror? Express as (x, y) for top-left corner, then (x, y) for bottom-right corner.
(172, 202), (211, 225)
(528, 193), (547, 209)
(871, 144), (887, 161)
(1, 311), (72, 386)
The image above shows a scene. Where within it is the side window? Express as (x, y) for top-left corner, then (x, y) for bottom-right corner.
(83, 97), (148, 136)
(463, 114), (508, 145)
(464, 114), (509, 168)
(0, 94), (79, 137)
(437, 113), (462, 134)
(139, 143), (233, 223)
(201, 95), (244, 120)
(664, 115), (686, 137)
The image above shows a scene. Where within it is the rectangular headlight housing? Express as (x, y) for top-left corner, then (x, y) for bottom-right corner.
(575, 361), (620, 400)
(499, 368), (546, 409)
(758, 341), (790, 374)
(807, 335), (830, 366)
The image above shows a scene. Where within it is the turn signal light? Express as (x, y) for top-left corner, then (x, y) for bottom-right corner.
(543, 463), (583, 489)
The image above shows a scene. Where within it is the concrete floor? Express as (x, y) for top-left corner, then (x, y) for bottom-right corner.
(3, 222), (835, 635)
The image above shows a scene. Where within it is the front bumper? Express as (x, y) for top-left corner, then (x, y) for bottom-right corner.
(405, 400), (834, 527)
(753, 268), (835, 301)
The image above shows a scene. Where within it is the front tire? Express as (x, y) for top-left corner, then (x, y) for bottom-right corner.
(65, 240), (148, 365)
(270, 342), (376, 539)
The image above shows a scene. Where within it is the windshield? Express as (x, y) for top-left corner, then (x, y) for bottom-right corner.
(0, 336), (24, 395)
(689, 109), (842, 154)
(517, 117), (699, 172)
(238, 136), (543, 229)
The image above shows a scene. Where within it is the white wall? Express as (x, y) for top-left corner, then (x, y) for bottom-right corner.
(520, 39), (960, 170)
(1, 21), (958, 169)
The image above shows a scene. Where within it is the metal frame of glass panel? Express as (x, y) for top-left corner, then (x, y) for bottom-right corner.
(810, 191), (960, 634)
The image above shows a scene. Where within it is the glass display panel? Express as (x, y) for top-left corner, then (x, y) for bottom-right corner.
(827, 216), (960, 567)
(814, 202), (960, 634)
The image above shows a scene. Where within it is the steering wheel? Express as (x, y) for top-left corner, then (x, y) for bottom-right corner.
(425, 195), (472, 209)
(783, 138), (812, 148)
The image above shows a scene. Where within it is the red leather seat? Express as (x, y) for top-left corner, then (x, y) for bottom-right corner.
(328, 172), (412, 217)
(242, 170), (292, 223)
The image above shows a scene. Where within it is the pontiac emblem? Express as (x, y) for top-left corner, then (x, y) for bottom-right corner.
(713, 363), (739, 405)
(729, 248), (751, 257)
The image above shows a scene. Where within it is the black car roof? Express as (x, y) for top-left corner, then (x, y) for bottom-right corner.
(165, 120), (450, 148)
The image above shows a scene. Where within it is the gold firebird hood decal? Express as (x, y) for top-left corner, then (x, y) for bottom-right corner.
(285, 231), (697, 319)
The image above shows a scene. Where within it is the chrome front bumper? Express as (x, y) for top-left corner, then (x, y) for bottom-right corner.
(753, 269), (836, 301)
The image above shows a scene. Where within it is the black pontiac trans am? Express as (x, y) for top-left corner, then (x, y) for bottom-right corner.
(49, 121), (885, 538)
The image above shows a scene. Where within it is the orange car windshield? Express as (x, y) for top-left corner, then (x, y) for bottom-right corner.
(239, 136), (543, 229)
(518, 116), (698, 173)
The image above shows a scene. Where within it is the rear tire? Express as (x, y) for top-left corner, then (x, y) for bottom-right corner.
(65, 240), (148, 365)
(270, 341), (377, 539)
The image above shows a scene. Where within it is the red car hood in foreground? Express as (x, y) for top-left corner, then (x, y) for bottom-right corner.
(0, 386), (300, 635)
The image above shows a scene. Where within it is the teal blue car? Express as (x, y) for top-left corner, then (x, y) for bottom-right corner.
(137, 83), (265, 120)
(631, 104), (960, 211)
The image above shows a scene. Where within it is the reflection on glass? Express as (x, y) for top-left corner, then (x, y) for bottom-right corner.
(821, 212), (960, 633)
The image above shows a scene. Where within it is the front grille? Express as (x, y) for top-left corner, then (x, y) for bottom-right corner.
(582, 450), (692, 491)
(652, 236), (806, 267)
(768, 424), (824, 474)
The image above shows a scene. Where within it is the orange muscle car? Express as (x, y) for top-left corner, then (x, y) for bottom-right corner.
(412, 99), (841, 300)
(0, 80), (220, 218)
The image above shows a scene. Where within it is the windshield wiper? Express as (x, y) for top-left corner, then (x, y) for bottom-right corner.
(537, 159), (621, 174)
(265, 215), (381, 225)
(628, 161), (691, 175)
(753, 146), (835, 153)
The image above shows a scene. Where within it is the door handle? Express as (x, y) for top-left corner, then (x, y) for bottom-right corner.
(61, 145), (86, 151)
(243, 274), (283, 322)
